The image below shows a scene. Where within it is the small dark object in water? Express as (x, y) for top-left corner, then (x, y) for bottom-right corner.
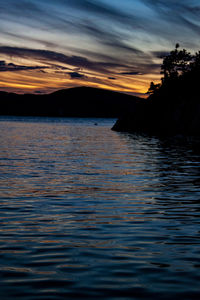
(94, 123), (98, 126)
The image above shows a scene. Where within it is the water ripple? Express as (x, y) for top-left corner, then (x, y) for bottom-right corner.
(0, 117), (200, 299)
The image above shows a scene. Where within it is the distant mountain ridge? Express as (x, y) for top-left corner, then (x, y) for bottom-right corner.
(0, 86), (143, 118)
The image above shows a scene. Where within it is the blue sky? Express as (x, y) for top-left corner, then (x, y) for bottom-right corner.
(0, 0), (200, 95)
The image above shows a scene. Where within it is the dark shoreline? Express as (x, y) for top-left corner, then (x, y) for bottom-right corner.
(112, 95), (200, 136)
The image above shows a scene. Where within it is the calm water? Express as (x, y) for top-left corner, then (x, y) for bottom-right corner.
(0, 116), (200, 300)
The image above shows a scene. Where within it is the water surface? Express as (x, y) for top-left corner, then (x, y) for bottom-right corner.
(0, 116), (200, 299)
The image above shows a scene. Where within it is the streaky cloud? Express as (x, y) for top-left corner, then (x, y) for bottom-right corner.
(0, 60), (48, 72)
(0, 46), (129, 74)
(142, 0), (200, 35)
(152, 51), (170, 58)
(61, 0), (140, 25)
(68, 72), (85, 79)
(120, 71), (143, 75)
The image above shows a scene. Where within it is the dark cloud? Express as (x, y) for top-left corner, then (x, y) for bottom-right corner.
(120, 71), (143, 75)
(152, 51), (170, 58)
(0, 60), (48, 72)
(108, 77), (116, 80)
(118, 61), (162, 76)
(68, 72), (85, 79)
(0, 46), (131, 74)
(0, 45), (163, 77)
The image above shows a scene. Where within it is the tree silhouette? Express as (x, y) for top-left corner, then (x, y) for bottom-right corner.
(161, 44), (191, 83)
(147, 81), (161, 95)
(148, 45), (200, 101)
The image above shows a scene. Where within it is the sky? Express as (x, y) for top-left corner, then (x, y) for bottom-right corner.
(0, 0), (200, 96)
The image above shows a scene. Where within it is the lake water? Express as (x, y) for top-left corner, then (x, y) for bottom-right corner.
(0, 116), (200, 300)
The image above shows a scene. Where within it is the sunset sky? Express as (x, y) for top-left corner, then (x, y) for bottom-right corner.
(0, 0), (200, 96)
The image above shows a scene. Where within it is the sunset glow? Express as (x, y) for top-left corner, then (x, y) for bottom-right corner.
(1, 0), (200, 96)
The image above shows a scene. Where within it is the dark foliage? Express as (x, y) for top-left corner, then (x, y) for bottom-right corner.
(113, 45), (200, 136)
(148, 44), (200, 102)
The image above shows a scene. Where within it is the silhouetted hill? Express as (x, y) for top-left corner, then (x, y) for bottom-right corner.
(0, 86), (143, 118)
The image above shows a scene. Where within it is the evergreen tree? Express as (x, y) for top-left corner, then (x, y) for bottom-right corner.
(148, 45), (200, 99)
